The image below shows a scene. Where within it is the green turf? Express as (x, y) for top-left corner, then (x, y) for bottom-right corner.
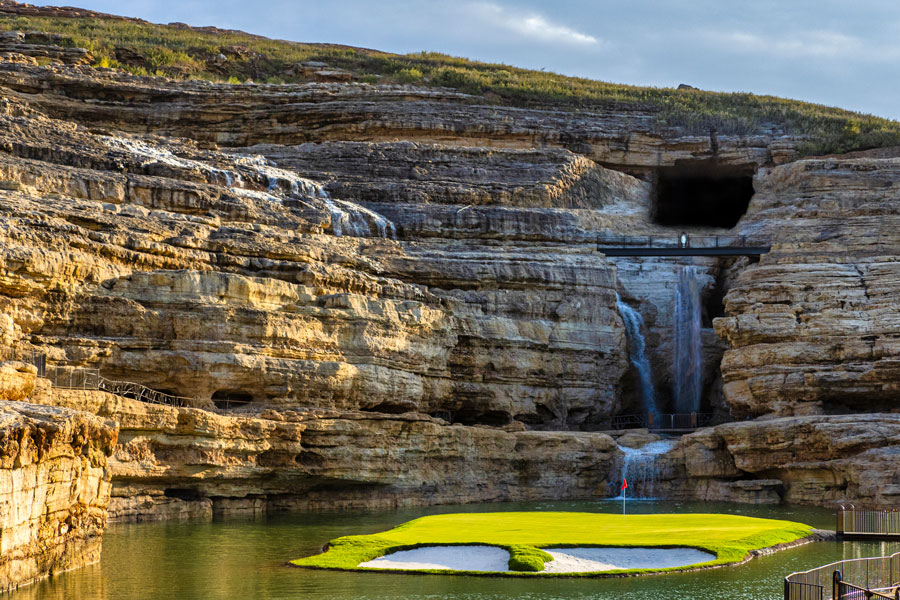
(291, 511), (813, 576)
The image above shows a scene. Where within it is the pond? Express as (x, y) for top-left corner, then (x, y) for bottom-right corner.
(13, 500), (900, 600)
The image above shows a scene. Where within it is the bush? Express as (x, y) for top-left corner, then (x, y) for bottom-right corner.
(506, 545), (552, 572)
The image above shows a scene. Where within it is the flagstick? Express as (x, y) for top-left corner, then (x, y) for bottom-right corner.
(622, 486), (625, 516)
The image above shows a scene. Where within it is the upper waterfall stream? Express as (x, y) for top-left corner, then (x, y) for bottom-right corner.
(673, 265), (702, 413)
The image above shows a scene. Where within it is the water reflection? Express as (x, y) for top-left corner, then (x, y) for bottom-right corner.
(12, 500), (896, 600)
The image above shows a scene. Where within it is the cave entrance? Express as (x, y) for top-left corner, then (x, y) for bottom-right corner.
(653, 163), (755, 228)
(211, 390), (253, 410)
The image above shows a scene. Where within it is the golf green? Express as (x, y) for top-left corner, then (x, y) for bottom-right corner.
(291, 511), (814, 576)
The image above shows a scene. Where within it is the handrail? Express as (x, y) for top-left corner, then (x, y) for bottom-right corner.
(596, 234), (758, 247)
(838, 579), (899, 600)
(785, 551), (900, 600)
(607, 412), (715, 431)
(838, 507), (900, 537)
(37, 362), (199, 408)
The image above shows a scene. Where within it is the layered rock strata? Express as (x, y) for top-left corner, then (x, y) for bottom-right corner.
(35, 387), (618, 521)
(0, 80), (630, 428)
(0, 60), (799, 174)
(0, 396), (116, 592)
(717, 156), (900, 418)
(678, 415), (900, 507)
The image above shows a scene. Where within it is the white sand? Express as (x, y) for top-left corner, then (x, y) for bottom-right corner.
(359, 546), (512, 572)
(541, 547), (715, 573)
(357, 545), (715, 573)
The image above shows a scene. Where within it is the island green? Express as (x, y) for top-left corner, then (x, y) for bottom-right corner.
(292, 511), (813, 576)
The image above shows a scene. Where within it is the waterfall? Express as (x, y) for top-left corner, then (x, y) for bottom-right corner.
(610, 439), (676, 500)
(615, 294), (658, 419)
(673, 265), (703, 413)
(258, 165), (397, 240)
(104, 137), (396, 239)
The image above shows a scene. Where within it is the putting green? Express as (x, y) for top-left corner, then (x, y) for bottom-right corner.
(291, 511), (813, 576)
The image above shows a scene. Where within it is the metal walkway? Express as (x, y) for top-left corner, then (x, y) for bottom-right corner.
(610, 412), (715, 434)
(598, 234), (770, 257)
(837, 507), (900, 541)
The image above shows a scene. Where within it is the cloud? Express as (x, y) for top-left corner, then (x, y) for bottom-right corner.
(704, 30), (863, 59)
(468, 2), (601, 46)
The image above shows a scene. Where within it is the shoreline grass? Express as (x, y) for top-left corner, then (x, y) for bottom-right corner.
(290, 511), (813, 577)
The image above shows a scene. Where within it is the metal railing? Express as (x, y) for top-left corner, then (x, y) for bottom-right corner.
(785, 552), (900, 600)
(596, 234), (759, 248)
(649, 412), (714, 431)
(38, 362), (198, 408)
(607, 412), (715, 431)
(838, 506), (900, 538)
(611, 413), (647, 429)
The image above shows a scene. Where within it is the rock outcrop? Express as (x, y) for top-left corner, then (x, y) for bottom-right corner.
(34, 387), (617, 521)
(0, 399), (116, 592)
(717, 156), (900, 418)
(678, 415), (900, 507)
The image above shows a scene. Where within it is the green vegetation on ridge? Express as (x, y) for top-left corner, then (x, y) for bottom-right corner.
(2, 12), (900, 155)
(291, 511), (813, 576)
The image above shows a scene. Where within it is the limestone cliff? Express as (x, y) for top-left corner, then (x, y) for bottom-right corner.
(0, 22), (899, 520)
(717, 155), (900, 418)
(0, 392), (116, 592)
(678, 415), (900, 507)
(34, 387), (617, 521)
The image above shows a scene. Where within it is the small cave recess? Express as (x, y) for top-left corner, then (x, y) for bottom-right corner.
(652, 162), (755, 229)
(211, 390), (254, 410)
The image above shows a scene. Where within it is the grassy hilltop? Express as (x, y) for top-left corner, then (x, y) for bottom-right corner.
(1, 9), (900, 154)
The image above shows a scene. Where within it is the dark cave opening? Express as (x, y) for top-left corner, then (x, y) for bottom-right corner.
(164, 488), (203, 501)
(211, 390), (254, 410)
(653, 163), (755, 228)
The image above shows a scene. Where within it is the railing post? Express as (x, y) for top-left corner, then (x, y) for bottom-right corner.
(833, 570), (842, 600)
(648, 412), (654, 430)
(783, 578), (789, 600)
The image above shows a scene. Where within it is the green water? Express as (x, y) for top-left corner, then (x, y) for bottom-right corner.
(11, 500), (900, 600)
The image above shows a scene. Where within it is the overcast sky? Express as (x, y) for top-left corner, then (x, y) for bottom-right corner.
(30, 1), (900, 120)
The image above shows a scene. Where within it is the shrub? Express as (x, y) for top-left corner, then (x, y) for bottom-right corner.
(506, 545), (552, 572)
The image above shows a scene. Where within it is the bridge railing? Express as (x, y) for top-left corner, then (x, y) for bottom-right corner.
(596, 234), (760, 248)
(838, 506), (900, 537)
(785, 552), (900, 600)
(648, 412), (714, 430)
(608, 412), (715, 431)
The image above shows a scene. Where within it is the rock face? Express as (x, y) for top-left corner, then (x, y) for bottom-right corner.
(0, 59), (799, 175)
(1, 27), (900, 520)
(717, 157), (900, 418)
(678, 415), (900, 508)
(36, 388), (617, 520)
(0, 56), (645, 429)
(0, 399), (117, 592)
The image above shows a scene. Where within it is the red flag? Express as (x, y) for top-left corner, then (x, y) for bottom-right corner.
(621, 478), (628, 491)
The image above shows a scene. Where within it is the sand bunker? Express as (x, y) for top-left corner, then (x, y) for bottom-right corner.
(358, 545), (715, 573)
(359, 546), (511, 572)
(541, 547), (715, 573)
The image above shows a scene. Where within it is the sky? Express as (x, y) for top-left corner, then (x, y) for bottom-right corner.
(30, 1), (900, 120)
